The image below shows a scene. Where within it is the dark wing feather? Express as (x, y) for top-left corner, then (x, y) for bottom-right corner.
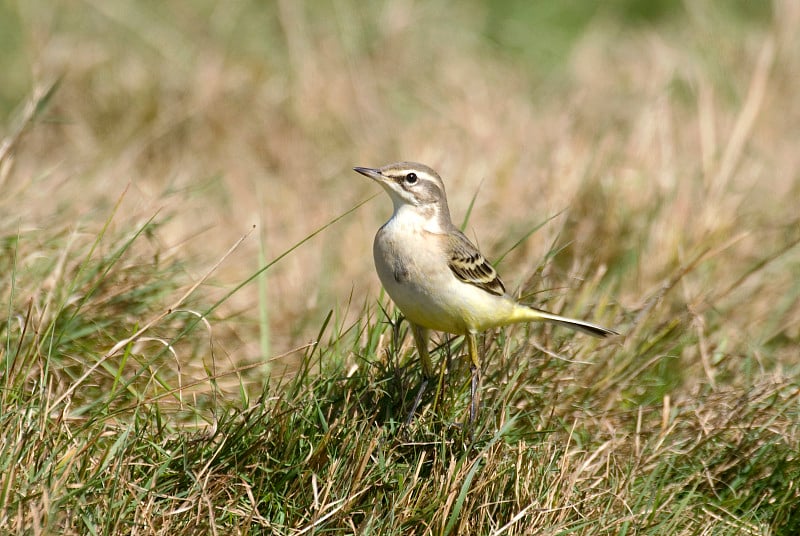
(447, 229), (505, 296)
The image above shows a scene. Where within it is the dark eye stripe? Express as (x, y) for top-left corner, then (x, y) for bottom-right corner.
(390, 170), (446, 204)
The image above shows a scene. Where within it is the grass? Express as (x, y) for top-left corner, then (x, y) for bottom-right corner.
(2, 0), (800, 534)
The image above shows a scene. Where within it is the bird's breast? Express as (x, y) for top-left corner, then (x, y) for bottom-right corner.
(373, 220), (446, 287)
(372, 218), (465, 329)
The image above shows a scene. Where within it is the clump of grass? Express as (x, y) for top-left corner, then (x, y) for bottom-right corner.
(5, 283), (798, 533)
(2, 1), (800, 534)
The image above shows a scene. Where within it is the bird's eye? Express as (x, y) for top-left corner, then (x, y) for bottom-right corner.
(405, 173), (418, 184)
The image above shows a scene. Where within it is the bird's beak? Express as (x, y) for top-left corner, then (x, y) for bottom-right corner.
(353, 166), (384, 182)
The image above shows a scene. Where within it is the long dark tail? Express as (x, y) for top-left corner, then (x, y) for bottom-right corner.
(520, 306), (618, 338)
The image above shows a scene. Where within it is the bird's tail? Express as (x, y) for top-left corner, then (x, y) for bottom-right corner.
(512, 305), (618, 338)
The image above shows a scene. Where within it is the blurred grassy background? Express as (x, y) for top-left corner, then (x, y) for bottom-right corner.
(3, 0), (794, 370)
(2, 0), (800, 532)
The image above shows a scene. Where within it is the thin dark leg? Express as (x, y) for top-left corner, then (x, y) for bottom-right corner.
(433, 343), (448, 412)
(405, 377), (428, 426)
(466, 333), (481, 423)
(469, 364), (480, 423)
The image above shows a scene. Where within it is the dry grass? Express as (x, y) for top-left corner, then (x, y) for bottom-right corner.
(1, 0), (799, 534)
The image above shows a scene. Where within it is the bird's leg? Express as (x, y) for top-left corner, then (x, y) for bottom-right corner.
(405, 376), (428, 426)
(466, 332), (481, 423)
(410, 324), (434, 379)
(433, 339), (448, 412)
(406, 324), (433, 423)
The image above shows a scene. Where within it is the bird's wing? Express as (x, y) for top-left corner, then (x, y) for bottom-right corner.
(447, 229), (506, 296)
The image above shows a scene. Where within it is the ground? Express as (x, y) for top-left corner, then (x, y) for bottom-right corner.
(1, 1), (799, 534)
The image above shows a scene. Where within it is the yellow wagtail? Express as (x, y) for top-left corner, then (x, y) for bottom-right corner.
(354, 162), (617, 421)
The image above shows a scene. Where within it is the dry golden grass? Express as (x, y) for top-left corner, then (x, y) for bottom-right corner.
(4, 2), (798, 360)
(1, 1), (800, 534)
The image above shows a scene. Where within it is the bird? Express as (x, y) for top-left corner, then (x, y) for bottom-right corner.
(354, 161), (617, 422)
